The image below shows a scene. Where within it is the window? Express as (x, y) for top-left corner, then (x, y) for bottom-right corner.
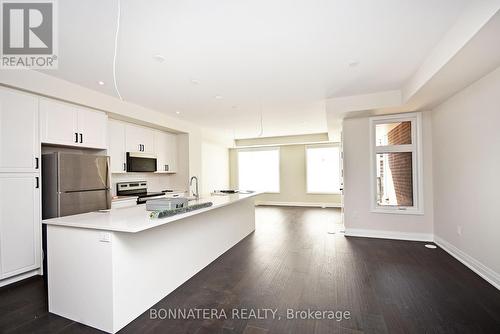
(238, 148), (280, 193)
(306, 145), (341, 194)
(370, 113), (423, 214)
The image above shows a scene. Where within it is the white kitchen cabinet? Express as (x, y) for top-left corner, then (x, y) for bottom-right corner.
(154, 131), (168, 172)
(40, 99), (78, 146)
(108, 120), (127, 173)
(40, 99), (107, 149)
(77, 108), (108, 149)
(166, 132), (178, 172)
(154, 131), (178, 173)
(0, 174), (41, 279)
(125, 124), (154, 154)
(0, 87), (40, 173)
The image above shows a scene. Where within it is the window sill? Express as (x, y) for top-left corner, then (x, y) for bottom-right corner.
(371, 208), (424, 215)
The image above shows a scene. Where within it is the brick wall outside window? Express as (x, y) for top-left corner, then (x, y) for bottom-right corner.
(387, 122), (413, 206)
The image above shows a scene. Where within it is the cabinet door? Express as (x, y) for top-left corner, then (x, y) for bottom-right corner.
(40, 99), (78, 146)
(108, 120), (126, 173)
(125, 124), (155, 153)
(0, 88), (39, 173)
(0, 174), (41, 279)
(166, 133), (178, 172)
(154, 131), (168, 172)
(77, 108), (107, 149)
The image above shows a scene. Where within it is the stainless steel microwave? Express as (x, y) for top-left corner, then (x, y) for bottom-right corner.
(126, 152), (157, 172)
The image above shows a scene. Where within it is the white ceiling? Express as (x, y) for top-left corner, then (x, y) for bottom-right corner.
(42, 0), (470, 138)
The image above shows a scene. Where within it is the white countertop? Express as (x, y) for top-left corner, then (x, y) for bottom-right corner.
(43, 192), (260, 233)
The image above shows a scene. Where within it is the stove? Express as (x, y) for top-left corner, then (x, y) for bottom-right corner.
(116, 181), (166, 204)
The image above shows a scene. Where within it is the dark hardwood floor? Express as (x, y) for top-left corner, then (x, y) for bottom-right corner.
(1, 206), (500, 334)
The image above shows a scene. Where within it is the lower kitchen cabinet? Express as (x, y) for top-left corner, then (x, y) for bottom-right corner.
(0, 174), (41, 280)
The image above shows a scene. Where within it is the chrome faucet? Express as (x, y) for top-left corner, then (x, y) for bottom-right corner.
(190, 176), (199, 200)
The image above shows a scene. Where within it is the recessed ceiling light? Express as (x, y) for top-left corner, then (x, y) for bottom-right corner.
(425, 244), (437, 249)
(348, 60), (360, 67)
(190, 79), (200, 85)
(214, 95), (223, 100)
(153, 54), (166, 63)
(98, 81), (105, 86)
(175, 111), (181, 115)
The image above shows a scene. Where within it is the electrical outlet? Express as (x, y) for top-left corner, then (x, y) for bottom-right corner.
(457, 226), (462, 236)
(99, 232), (112, 243)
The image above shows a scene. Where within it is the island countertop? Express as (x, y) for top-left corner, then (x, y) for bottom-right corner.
(42, 192), (260, 233)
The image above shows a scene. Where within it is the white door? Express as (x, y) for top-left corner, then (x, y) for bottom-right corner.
(77, 108), (107, 149)
(40, 99), (78, 146)
(0, 88), (40, 173)
(166, 132), (178, 172)
(154, 131), (168, 172)
(0, 174), (41, 279)
(108, 120), (127, 173)
(125, 124), (155, 153)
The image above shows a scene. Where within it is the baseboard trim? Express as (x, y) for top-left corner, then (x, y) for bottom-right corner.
(344, 228), (433, 242)
(254, 201), (342, 208)
(434, 236), (500, 290)
(0, 269), (41, 287)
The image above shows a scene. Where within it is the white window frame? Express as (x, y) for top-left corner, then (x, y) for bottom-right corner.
(237, 147), (281, 194)
(369, 112), (424, 215)
(305, 144), (341, 195)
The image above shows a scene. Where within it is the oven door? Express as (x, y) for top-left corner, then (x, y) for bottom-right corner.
(126, 152), (157, 172)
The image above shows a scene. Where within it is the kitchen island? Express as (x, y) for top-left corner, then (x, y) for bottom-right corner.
(43, 192), (259, 333)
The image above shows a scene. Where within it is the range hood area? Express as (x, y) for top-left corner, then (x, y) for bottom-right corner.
(126, 152), (157, 172)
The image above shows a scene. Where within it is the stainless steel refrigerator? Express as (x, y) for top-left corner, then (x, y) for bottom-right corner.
(42, 153), (111, 219)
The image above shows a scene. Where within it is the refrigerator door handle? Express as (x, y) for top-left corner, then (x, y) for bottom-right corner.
(106, 157), (112, 209)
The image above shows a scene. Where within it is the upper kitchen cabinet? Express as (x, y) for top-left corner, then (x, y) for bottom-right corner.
(125, 124), (155, 154)
(40, 99), (107, 149)
(76, 108), (107, 149)
(40, 99), (78, 146)
(108, 119), (127, 173)
(165, 132), (178, 172)
(0, 87), (40, 173)
(154, 131), (177, 173)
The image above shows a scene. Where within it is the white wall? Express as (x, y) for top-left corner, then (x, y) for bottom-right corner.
(201, 141), (229, 195)
(432, 65), (500, 286)
(342, 113), (434, 240)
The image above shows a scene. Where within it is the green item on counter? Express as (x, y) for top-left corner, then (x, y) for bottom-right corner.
(150, 202), (213, 219)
